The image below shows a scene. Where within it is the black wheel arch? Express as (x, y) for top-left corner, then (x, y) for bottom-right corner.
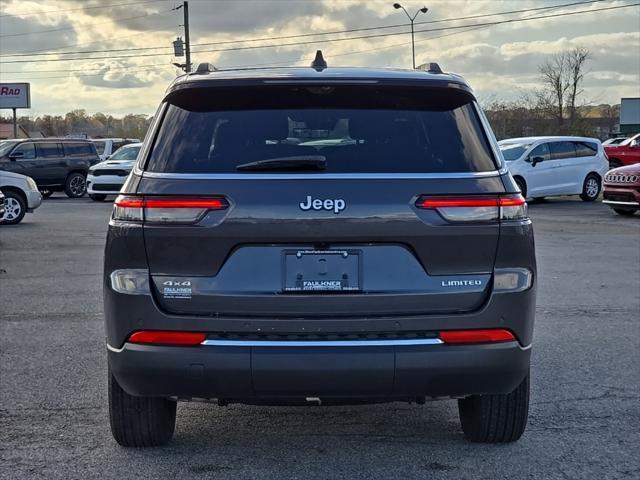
(1, 186), (28, 205)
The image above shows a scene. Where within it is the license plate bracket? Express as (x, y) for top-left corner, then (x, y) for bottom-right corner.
(283, 249), (361, 292)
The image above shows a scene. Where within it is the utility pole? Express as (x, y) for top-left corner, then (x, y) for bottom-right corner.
(172, 1), (191, 73)
(183, 1), (191, 73)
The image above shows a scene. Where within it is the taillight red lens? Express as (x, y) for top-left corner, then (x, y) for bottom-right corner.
(417, 197), (500, 208)
(416, 194), (527, 222)
(439, 329), (516, 345)
(113, 195), (228, 223)
(128, 331), (206, 346)
(143, 198), (227, 209)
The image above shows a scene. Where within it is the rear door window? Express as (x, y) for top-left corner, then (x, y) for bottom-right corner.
(37, 143), (63, 158)
(64, 143), (93, 156)
(146, 85), (497, 174)
(549, 141), (576, 161)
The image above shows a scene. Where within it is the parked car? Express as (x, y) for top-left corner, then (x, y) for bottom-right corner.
(0, 170), (42, 224)
(105, 59), (536, 446)
(92, 138), (140, 161)
(498, 136), (608, 201)
(0, 138), (99, 198)
(87, 142), (142, 201)
(602, 137), (628, 146)
(602, 163), (640, 216)
(604, 133), (640, 169)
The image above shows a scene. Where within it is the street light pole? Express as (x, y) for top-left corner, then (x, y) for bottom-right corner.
(393, 3), (428, 69)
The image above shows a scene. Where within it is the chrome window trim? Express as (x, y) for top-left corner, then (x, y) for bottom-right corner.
(200, 338), (443, 347)
(138, 171), (505, 180)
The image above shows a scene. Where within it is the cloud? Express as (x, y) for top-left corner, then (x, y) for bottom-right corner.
(0, 0), (638, 114)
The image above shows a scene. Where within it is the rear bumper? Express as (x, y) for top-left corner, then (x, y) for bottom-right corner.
(108, 340), (530, 401)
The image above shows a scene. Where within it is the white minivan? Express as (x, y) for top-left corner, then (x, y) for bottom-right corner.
(498, 136), (609, 201)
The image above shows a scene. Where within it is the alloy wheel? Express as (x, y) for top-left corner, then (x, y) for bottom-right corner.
(70, 175), (86, 197)
(3, 197), (22, 222)
(586, 178), (599, 198)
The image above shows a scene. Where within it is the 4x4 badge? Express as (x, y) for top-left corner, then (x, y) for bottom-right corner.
(299, 195), (346, 214)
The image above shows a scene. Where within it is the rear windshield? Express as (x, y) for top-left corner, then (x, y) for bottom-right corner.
(145, 85), (498, 173)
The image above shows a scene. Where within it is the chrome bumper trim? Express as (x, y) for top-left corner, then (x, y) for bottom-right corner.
(603, 200), (639, 206)
(200, 338), (443, 347)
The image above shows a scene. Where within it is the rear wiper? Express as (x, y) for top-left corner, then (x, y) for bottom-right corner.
(236, 155), (326, 171)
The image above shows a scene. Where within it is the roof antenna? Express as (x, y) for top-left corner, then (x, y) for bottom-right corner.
(310, 50), (327, 71)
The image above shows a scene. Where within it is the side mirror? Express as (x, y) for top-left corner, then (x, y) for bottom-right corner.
(527, 155), (543, 166)
(8, 151), (24, 160)
(630, 140), (639, 148)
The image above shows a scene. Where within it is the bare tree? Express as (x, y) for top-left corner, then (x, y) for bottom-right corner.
(538, 46), (591, 133)
(566, 46), (591, 126)
(539, 52), (571, 130)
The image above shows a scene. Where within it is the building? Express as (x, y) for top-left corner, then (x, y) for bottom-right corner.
(0, 123), (29, 140)
(619, 98), (640, 135)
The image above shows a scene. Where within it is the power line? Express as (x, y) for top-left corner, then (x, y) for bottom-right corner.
(0, 2), (637, 64)
(0, 6), (177, 38)
(4, 21), (180, 56)
(0, 62), (173, 74)
(0, 0), (169, 18)
(0, 0), (605, 57)
(191, 0), (607, 49)
(6, 66), (176, 80)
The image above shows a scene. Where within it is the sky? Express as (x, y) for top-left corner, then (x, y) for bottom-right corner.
(0, 0), (639, 117)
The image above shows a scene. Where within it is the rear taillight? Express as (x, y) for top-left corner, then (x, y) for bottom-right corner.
(128, 330), (206, 346)
(113, 195), (228, 223)
(439, 329), (516, 345)
(416, 194), (527, 222)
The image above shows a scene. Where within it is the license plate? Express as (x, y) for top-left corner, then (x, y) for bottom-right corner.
(283, 250), (361, 292)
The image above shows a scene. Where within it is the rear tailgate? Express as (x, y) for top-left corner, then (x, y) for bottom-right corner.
(138, 175), (504, 316)
(135, 81), (506, 317)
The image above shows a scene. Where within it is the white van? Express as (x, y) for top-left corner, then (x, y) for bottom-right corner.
(91, 138), (140, 161)
(498, 136), (609, 201)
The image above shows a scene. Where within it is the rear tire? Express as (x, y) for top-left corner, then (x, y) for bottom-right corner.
(458, 373), (529, 443)
(64, 173), (87, 198)
(513, 177), (527, 199)
(0, 191), (26, 225)
(614, 208), (636, 216)
(89, 194), (107, 201)
(108, 368), (176, 447)
(580, 174), (600, 202)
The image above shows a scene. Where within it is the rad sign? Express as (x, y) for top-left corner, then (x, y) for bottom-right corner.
(0, 83), (31, 109)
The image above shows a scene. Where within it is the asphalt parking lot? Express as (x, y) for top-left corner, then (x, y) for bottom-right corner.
(1, 195), (638, 480)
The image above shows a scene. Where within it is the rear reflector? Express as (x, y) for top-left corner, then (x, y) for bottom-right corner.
(113, 195), (228, 223)
(416, 195), (527, 222)
(439, 329), (516, 345)
(128, 331), (206, 346)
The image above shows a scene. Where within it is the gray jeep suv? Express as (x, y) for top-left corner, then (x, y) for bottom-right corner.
(104, 55), (536, 447)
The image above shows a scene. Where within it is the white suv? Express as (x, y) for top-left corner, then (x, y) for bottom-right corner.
(499, 136), (609, 201)
(0, 170), (42, 224)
